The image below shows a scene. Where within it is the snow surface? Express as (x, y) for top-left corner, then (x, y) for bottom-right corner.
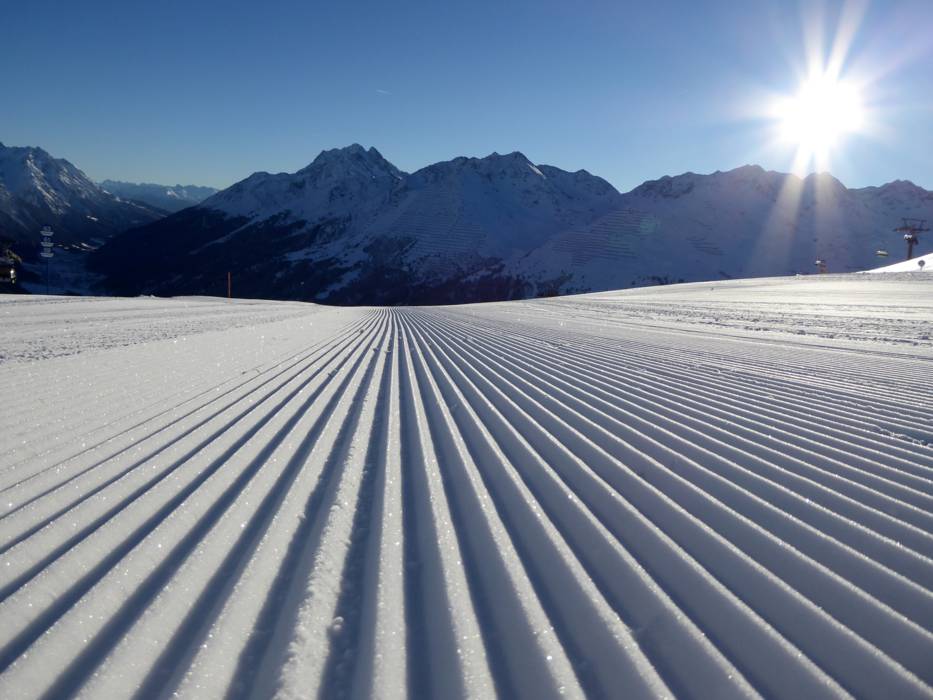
(866, 251), (933, 274)
(1, 274), (932, 698)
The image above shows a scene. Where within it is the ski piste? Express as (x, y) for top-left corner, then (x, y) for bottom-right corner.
(1, 272), (931, 698)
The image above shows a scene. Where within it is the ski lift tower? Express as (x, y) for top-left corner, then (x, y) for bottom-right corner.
(894, 218), (929, 261)
(39, 225), (54, 294)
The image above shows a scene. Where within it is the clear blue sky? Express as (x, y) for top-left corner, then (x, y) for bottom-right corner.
(3, 0), (931, 191)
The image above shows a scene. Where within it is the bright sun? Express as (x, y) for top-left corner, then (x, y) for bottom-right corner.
(772, 71), (865, 172)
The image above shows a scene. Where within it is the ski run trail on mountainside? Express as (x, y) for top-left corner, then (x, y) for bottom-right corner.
(1, 273), (932, 699)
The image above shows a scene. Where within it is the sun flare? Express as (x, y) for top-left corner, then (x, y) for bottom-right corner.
(771, 70), (866, 174)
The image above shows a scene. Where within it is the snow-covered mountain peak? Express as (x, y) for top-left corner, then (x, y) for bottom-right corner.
(858, 179), (932, 199)
(0, 142), (164, 247)
(476, 150), (537, 172)
(484, 150), (531, 162)
(802, 170), (847, 191)
(851, 178), (933, 216)
(201, 145), (405, 221)
(535, 164), (618, 198)
(726, 164), (766, 177)
(300, 144), (404, 181)
(411, 150), (550, 187)
(630, 165), (840, 204)
(0, 143), (107, 211)
(629, 172), (699, 199)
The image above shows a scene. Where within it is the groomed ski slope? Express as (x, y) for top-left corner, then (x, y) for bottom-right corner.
(866, 251), (933, 274)
(1, 274), (932, 699)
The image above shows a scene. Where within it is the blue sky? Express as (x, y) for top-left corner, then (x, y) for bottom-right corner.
(2, 0), (931, 191)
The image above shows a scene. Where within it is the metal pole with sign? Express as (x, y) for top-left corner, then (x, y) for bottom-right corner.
(40, 225), (54, 294)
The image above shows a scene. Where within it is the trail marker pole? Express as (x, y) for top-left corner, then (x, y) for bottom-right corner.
(39, 225), (54, 294)
(228, 271), (232, 299)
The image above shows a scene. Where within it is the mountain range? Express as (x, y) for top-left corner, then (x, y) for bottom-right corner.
(92, 144), (933, 303)
(99, 180), (218, 212)
(0, 142), (164, 252)
(2, 141), (930, 302)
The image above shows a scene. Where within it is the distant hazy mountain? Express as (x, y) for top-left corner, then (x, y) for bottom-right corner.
(100, 180), (218, 213)
(92, 145), (933, 304)
(0, 142), (164, 253)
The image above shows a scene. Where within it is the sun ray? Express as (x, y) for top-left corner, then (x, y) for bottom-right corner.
(825, 0), (866, 79)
